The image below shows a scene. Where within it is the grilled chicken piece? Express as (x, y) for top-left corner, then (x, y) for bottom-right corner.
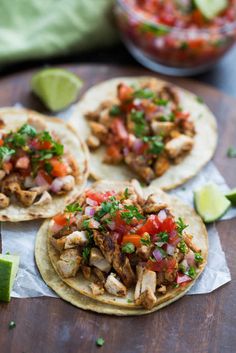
(16, 189), (37, 206)
(136, 245), (153, 261)
(28, 116), (47, 131)
(60, 175), (75, 192)
(30, 185), (49, 195)
(0, 193), (10, 209)
(89, 248), (111, 273)
(130, 179), (145, 204)
(57, 249), (82, 278)
(51, 236), (66, 252)
(113, 245), (136, 287)
(90, 282), (104, 296)
(136, 287), (157, 310)
(87, 135), (100, 149)
(24, 176), (36, 188)
(181, 119), (195, 137)
(151, 121), (175, 136)
(143, 194), (167, 214)
(104, 273), (127, 297)
(2, 181), (21, 194)
(89, 121), (108, 141)
(64, 230), (88, 249)
(33, 191), (52, 206)
(160, 85), (179, 107)
(135, 266), (157, 309)
(81, 265), (91, 280)
(165, 134), (193, 159)
(184, 234), (201, 253)
(157, 284), (167, 294)
(154, 155), (170, 177)
(93, 231), (115, 263)
(0, 170), (6, 180)
(125, 154), (155, 184)
(93, 267), (106, 283)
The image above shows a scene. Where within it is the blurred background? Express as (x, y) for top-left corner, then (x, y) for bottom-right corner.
(0, 0), (235, 96)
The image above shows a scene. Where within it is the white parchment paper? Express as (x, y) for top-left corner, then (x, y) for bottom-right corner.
(1, 161), (234, 298)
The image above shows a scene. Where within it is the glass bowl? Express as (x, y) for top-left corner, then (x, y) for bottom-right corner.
(115, 0), (236, 76)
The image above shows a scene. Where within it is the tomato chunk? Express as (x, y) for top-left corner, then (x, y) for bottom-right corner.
(137, 215), (160, 236)
(50, 159), (68, 177)
(0, 139), (3, 146)
(85, 190), (115, 204)
(118, 83), (134, 102)
(122, 234), (142, 248)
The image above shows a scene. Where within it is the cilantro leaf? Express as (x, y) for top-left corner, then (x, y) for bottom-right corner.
(65, 203), (82, 213)
(159, 113), (175, 122)
(179, 240), (188, 254)
(82, 247), (91, 261)
(154, 98), (168, 106)
(133, 88), (155, 99)
(94, 199), (119, 220)
(39, 131), (53, 142)
(130, 110), (148, 137)
(186, 266), (196, 279)
(44, 161), (53, 174)
(0, 146), (15, 161)
(158, 231), (169, 243)
(121, 205), (145, 224)
(194, 252), (203, 263)
(140, 23), (170, 36)
(176, 217), (188, 235)
(142, 136), (164, 155)
(109, 105), (121, 116)
(96, 337), (105, 347)
(227, 147), (236, 158)
(140, 234), (151, 246)
(122, 242), (135, 254)
(18, 124), (37, 137)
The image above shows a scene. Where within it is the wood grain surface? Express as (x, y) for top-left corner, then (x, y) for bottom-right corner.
(0, 64), (236, 353)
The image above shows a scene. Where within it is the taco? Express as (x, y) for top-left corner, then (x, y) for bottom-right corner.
(0, 108), (89, 221)
(36, 180), (208, 314)
(69, 77), (217, 189)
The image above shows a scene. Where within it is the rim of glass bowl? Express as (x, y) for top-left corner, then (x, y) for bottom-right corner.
(116, 0), (236, 35)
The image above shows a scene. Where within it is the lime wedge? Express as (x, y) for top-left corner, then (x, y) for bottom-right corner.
(194, 0), (228, 20)
(0, 254), (20, 302)
(225, 188), (236, 206)
(31, 68), (83, 112)
(194, 183), (231, 222)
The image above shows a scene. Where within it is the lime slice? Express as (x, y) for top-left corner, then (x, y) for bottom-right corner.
(194, 183), (231, 222)
(31, 68), (83, 112)
(194, 0), (228, 20)
(225, 188), (236, 206)
(0, 254), (20, 302)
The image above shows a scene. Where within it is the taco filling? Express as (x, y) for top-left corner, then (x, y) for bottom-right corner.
(86, 80), (195, 184)
(0, 119), (78, 209)
(50, 185), (204, 310)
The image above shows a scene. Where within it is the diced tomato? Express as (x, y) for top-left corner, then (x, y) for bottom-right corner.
(111, 118), (129, 141)
(38, 140), (52, 150)
(114, 211), (131, 236)
(50, 159), (67, 177)
(191, 10), (206, 27)
(176, 273), (192, 284)
(106, 145), (122, 162)
(2, 162), (13, 173)
(0, 139), (3, 146)
(15, 156), (30, 169)
(118, 83), (134, 102)
(175, 111), (190, 120)
(159, 217), (176, 233)
(146, 259), (165, 272)
(85, 190), (115, 205)
(37, 170), (53, 185)
(122, 234), (142, 248)
(53, 213), (76, 226)
(166, 258), (177, 272)
(137, 215), (161, 236)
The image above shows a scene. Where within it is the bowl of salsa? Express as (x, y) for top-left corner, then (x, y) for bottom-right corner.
(115, 0), (236, 76)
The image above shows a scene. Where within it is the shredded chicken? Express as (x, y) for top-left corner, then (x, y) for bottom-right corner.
(33, 191), (52, 206)
(143, 194), (167, 214)
(134, 266), (157, 310)
(89, 248), (111, 273)
(136, 287), (157, 310)
(90, 282), (104, 296)
(151, 121), (175, 135)
(64, 231), (88, 249)
(0, 193), (10, 209)
(165, 134), (194, 159)
(104, 273), (127, 297)
(16, 189), (38, 206)
(57, 249), (82, 278)
(93, 231), (115, 263)
(154, 155), (170, 177)
(87, 135), (100, 149)
(113, 245), (136, 287)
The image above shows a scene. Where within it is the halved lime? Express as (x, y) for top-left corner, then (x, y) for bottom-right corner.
(194, 0), (228, 20)
(0, 254), (20, 302)
(31, 68), (83, 112)
(225, 188), (236, 206)
(194, 183), (231, 223)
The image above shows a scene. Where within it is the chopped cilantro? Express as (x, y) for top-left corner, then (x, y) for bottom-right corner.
(124, 187), (129, 199)
(94, 199), (119, 220)
(44, 161), (53, 174)
(140, 233), (151, 246)
(39, 131), (53, 142)
(142, 136), (164, 155)
(158, 231), (169, 243)
(8, 321), (16, 329)
(0, 146), (15, 161)
(18, 124), (37, 137)
(121, 205), (145, 224)
(140, 22), (170, 36)
(96, 337), (105, 347)
(196, 96), (204, 104)
(133, 88), (155, 99)
(176, 217), (188, 235)
(194, 252), (203, 263)
(109, 105), (121, 116)
(154, 98), (168, 106)
(179, 263), (187, 273)
(122, 242), (135, 254)
(179, 240), (188, 254)
(65, 203), (82, 213)
(82, 219), (90, 229)
(5, 132), (26, 147)
(159, 113), (175, 122)
(186, 266), (196, 279)
(82, 247), (91, 261)
(227, 147), (236, 158)
(130, 109), (147, 137)
(52, 141), (64, 156)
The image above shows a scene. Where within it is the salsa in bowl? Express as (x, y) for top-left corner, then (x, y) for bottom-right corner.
(115, 0), (236, 75)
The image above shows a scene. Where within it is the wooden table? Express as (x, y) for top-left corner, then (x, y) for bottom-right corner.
(0, 64), (236, 353)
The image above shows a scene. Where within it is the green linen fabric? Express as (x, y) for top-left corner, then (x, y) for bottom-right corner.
(0, 0), (118, 65)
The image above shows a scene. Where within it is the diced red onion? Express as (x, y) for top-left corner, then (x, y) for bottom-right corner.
(123, 147), (129, 156)
(86, 198), (98, 207)
(36, 172), (50, 187)
(89, 218), (100, 229)
(156, 241), (165, 247)
(158, 210), (167, 221)
(166, 244), (175, 255)
(50, 178), (64, 193)
(132, 139), (143, 154)
(85, 206), (95, 217)
(153, 248), (164, 261)
(177, 274), (192, 284)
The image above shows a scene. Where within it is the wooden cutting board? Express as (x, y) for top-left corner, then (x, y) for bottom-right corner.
(0, 64), (236, 353)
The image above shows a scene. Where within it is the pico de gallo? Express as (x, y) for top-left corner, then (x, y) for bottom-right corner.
(50, 184), (204, 309)
(0, 120), (78, 209)
(86, 79), (195, 184)
(115, 0), (236, 70)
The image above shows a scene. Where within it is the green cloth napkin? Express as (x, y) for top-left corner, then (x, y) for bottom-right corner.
(0, 0), (118, 66)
